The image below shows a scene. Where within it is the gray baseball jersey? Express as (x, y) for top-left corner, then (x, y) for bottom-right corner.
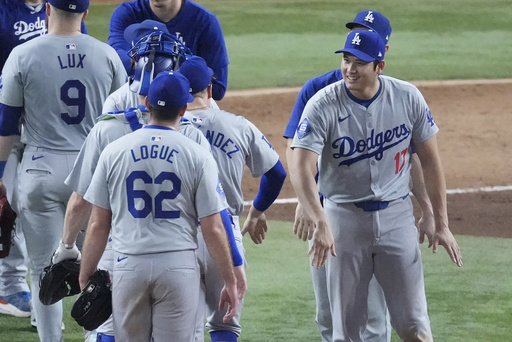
(102, 82), (220, 114)
(0, 33), (127, 150)
(84, 126), (227, 255)
(65, 108), (210, 196)
(184, 108), (279, 216)
(292, 75), (438, 202)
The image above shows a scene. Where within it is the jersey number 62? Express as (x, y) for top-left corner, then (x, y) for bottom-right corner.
(126, 170), (181, 219)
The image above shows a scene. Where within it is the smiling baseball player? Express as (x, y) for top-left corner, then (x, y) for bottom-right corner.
(290, 29), (462, 341)
(79, 71), (239, 342)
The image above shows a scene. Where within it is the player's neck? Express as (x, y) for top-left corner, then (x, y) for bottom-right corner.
(187, 98), (209, 112)
(150, 0), (183, 23)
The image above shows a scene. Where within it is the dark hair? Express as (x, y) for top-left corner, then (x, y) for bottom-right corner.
(373, 60), (380, 70)
(147, 103), (182, 122)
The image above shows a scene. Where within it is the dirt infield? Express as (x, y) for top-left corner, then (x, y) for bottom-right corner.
(221, 80), (512, 238)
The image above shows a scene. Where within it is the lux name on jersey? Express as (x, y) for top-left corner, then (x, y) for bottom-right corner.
(332, 124), (410, 167)
(205, 130), (240, 159)
(131, 144), (179, 164)
(58, 54), (86, 69)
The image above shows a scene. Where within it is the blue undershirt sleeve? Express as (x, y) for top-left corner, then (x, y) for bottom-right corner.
(0, 104), (22, 136)
(252, 160), (287, 212)
(220, 209), (243, 267)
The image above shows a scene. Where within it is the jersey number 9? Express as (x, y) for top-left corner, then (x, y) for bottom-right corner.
(126, 170), (182, 219)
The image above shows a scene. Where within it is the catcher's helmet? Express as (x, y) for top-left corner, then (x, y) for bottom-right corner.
(128, 31), (192, 96)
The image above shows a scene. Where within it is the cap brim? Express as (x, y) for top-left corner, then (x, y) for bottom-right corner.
(187, 94), (194, 103)
(345, 21), (372, 30)
(335, 48), (375, 62)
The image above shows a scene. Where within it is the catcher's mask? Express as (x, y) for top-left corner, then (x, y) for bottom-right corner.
(128, 31), (192, 96)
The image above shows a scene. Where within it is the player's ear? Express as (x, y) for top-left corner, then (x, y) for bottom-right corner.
(207, 84), (213, 99)
(81, 10), (88, 22)
(144, 96), (149, 108)
(46, 2), (51, 16)
(377, 60), (385, 74)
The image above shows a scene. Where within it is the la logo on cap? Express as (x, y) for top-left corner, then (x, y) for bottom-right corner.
(351, 33), (362, 46)
(364, 11), (375, 23)
(69, 4), (76, 9)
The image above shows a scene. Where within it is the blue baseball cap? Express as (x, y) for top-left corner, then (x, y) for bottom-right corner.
(48, 0), (89, 13)
(178, 56), (214, 94)
(345, 10), (392, 42)
(335, 30), (385, 62)
(148, 72), (194, 109)
(124, 20), (169, 45)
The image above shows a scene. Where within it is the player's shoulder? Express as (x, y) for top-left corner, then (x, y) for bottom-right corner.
(380, 75), (423, 96)
(304, 69), (343, 91)
(182, 0), (216, 18)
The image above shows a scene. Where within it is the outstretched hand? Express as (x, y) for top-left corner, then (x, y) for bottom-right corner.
(417, 212), (435, 247)
(241, 207), (267, 244)
(308, 219), (336, 268)
(432, 227), (463, 267)
(293, 202), (315, 241)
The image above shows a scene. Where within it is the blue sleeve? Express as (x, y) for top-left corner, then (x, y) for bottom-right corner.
(196, 14), (229, 100)
(220, 209), (243, 267)
(0, 104), (22, 136)
(283, 81), (315, 138)
(252, 160), (287, 212)
(108, 3), (140, 73)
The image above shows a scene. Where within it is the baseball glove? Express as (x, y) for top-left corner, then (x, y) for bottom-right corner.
(39, 259), (81, 305)
(0, 195), (17, 258)
(71, 269), (112, 331)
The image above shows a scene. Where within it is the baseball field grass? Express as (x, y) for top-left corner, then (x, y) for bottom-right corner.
(1, 228), (511, 341)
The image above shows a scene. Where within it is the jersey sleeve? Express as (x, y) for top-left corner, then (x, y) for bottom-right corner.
(108, 4), (138, 73)
(410, 88), (439, 144)
(194, 153), (228, 219)
(65, 124), (105, 195)
(283, 79), (317, 138)
(245, 119), (280, 178)
(196, 15), (229, 100)
(0, 47), (24, 107)
(290, 92), (328, 156)
(83, 148), (112, 211)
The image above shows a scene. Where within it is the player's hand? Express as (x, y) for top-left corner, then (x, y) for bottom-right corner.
(218, 280), (239, 323)
(293, 202), (315, 241)
(308, 219), (336, 268)
(432, 227), (463, 267)
(233, 265), (248, 300)
(0, 179), (6, 198)
(52, 240), (82, 264)
(241, 207), (267, 244)
(417, 211), (435, 247)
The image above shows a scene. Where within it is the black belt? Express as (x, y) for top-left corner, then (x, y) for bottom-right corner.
(354, 194), (409, 212)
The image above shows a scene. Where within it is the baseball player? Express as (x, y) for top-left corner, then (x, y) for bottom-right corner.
(102, 19), (220, 113)
(79, 71), (239, 342)
(0, 0), (126, 340)
(179, 56), (287, 342)
(0, 0), (86, 320)
(53, 24), (246, 342)
(108, 0), (229, 101)
(290, 29), (462, 341)
(284, 10), (438, 342)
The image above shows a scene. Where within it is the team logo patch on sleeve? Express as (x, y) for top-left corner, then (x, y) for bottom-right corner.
(296, 118), (311, 139)
(216, 180), (226, 197)
(426, 108), (436, 127)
